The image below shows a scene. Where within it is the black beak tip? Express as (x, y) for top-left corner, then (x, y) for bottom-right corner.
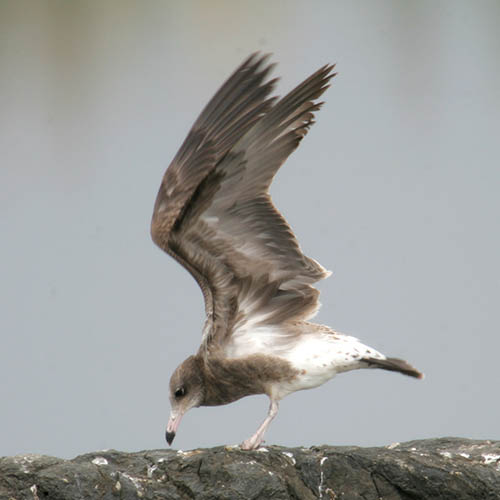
(166, 431), (175, 446)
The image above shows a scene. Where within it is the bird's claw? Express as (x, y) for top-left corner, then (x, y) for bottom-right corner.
(240, 437), (265, 450)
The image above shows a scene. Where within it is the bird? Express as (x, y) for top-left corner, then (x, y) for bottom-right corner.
(150, 53), (423, 451)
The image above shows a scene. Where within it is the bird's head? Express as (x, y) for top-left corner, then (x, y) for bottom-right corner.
(166, 355), (205, 446)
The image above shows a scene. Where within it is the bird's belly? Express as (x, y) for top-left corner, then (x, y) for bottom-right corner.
(270, 332), (382, 400)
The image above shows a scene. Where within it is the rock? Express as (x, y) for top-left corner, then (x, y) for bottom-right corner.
(1, 438), (499, 499)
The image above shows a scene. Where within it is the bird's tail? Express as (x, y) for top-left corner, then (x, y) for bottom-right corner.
(362, 357), (424, 379)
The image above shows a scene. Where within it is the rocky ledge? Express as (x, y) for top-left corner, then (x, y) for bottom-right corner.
(1, 438), (499, 499)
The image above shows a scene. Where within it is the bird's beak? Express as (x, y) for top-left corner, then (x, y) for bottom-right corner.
(165, 412), (183, 446)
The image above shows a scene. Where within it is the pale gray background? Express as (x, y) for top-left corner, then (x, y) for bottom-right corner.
(1, 0), (499, 459)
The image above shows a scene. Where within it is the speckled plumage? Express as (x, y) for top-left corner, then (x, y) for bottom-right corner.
(151, 54), (423, 450)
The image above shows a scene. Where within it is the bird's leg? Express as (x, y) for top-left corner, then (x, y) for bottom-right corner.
(240, 399), (279, 450)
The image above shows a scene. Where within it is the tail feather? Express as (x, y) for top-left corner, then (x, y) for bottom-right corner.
(363, 357), (424, 379)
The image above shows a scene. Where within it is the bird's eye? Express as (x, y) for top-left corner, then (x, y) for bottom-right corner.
(174, 387), (185, 398)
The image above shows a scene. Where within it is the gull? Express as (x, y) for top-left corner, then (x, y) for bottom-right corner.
(150, 54), (423, 450)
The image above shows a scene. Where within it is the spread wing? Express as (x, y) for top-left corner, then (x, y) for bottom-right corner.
(151, 54), (336, 355)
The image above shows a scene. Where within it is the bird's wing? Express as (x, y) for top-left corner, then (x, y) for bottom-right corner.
(151, 54), (335, 355)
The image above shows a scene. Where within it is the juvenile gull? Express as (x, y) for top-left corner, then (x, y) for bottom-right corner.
(151, 54), (423, 450)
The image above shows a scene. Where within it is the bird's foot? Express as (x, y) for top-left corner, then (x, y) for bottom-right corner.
(240, 435), (264, 450)
(240, 399), (278, 450)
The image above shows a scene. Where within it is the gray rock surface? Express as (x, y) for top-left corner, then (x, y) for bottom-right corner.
(1, 438), (499, 499)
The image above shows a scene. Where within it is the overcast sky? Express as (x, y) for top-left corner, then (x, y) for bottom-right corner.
(1, 0), (499, 459)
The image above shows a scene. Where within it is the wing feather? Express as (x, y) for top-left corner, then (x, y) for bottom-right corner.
(151, 53), (277, 241)
(151, 55), (336, 354)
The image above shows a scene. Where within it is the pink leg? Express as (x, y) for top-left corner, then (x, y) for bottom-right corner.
(240, 400), (279, 450)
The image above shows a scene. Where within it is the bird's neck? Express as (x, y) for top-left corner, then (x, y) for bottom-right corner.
(197, 355), (264, 406)
(198, 353), (298, 407)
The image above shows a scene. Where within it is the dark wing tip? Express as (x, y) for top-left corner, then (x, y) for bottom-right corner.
(232, 52), (275, 82)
